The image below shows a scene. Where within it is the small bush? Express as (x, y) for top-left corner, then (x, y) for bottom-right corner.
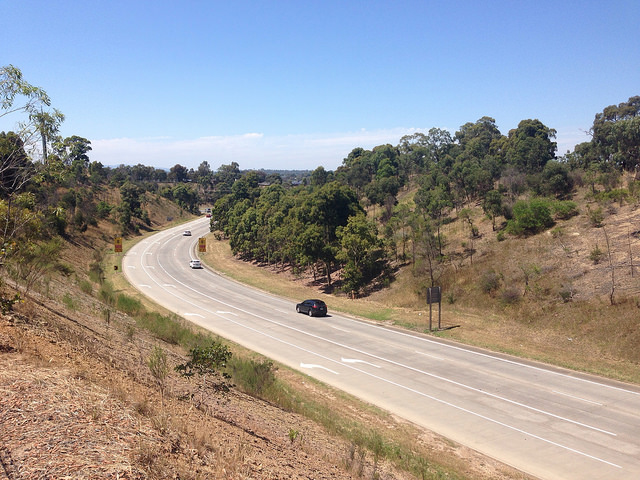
(78, 279), (93, 295)
(594, 188), (628, 206)
(479, 269), (501, 295)
(559, 286), (573, 302)
(506, 198), (554, 236)
(550, 226), (564, 238)
(589, 245), (605, 264)
(96, 200), (113, 219)
(89, 261), (105, 284)
(62, 292), (78, 310)
(587, 205), (605, 227)
(500, 287), (520, 305)
(99, 281), (116, 305)
(552, 200), (579, 220)
(230, 358), (277, 397)
(116, 294), (143, 316)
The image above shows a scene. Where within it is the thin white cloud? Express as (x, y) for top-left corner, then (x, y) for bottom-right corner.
(90, 126), (586, 171)
(89, 128), (430, 171)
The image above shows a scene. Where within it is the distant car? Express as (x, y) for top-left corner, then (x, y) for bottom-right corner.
(205, 213), (212, 218)
(296, 299), (327, 317)
(189, 259), (202, 269)
(183, 230), (192, 236)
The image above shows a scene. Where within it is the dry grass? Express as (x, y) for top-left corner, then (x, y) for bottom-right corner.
(0, 192), (531, 480)
(198, 186), (640, 385)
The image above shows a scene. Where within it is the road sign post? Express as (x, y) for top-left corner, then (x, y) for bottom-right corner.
(427, 286), (442, 331)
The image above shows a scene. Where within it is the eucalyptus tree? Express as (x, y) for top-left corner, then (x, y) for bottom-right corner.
(482, 189), (503, 231)
(336, 213), (388, 295)
(1, 64), (64, 163)
(414, 181), (452, 256)
(504, 119), (557, 173)
(590, 96), (640, 171)
(1, 65), (64, 306)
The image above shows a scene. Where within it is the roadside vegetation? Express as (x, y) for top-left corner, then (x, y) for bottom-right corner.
(2, 63), (639, 478)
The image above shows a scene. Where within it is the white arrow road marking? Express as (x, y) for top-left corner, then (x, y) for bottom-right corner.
(300, 363), (339, 374)
(184, 313), (205, 318)
(341, 358), (381, 368)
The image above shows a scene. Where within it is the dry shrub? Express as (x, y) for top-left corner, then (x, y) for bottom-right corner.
(500, 287), (520, 305)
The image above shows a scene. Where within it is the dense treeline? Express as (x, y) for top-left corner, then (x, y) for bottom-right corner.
(2, 64), (638, 300)
(209, 98), (639, 294)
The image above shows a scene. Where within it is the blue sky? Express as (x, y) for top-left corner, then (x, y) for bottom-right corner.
(2, 1), (639, 171)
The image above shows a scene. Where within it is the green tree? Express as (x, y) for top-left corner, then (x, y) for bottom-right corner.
(310, 166), (329, 187)
(590, 96), (640, 171)
(414, 183), (452, 255)
(195, 160), (213, 186)
(168, 163), (189, 183)
(387, 202), (412, 261)
(0, 132), (32, 197)
(336, 213), (387, 295)
(541, 160), (574, 198)
(482, 189), (503, 230)
(1, 64), (65, 163)
(504, 119), (557, 173)
(55, 135), (92, 182)
(1, 66), (63, 302)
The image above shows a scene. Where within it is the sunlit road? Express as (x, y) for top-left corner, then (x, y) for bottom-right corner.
(123, 218), (640, 480)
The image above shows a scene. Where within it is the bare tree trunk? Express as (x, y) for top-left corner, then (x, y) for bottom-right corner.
(603, 227), (615, 305)
(629, 227), (634, 278)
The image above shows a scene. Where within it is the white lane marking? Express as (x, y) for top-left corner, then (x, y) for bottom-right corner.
(184, 313), (205, 318)
(331, 325), (350, 333)
(124, 223), (622, 469)
(341, 358), (381, 368)
(127, 265), (136, 269)
(300, 363), (339, 374)
(217, 311), (237, 316)
(162, 284), (176, 287)
(553, 390), (603, 406)
(356, 320), (640, 397)
(139, 284), (152, 288)
(340, 361), (622, 469)
(138, 241), (617, 437)
(415, 350), (444, 360)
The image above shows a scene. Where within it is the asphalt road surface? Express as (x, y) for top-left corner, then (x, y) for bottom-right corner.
(123, 218), (640, 480)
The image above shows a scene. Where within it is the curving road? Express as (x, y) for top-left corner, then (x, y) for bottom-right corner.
(123, 217), (640, 480)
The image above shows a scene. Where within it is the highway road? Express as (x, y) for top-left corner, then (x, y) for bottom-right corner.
(123, 217), (640, 480)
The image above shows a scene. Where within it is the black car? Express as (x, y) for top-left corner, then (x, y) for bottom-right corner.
(296, 299), (327, 317)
